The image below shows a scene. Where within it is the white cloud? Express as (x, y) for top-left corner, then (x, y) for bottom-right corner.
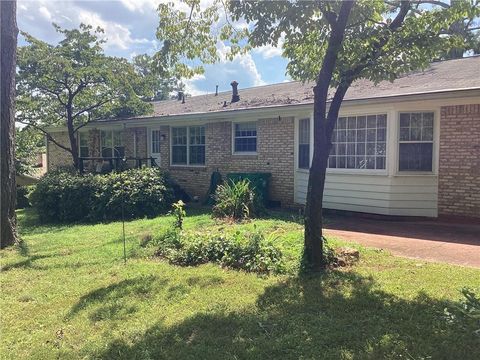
(183, 74), (208, 96)
(254, 36), (284, 59)
(119, 0), (160, 13)
(78, 10), (150, 50)
(38, 6), (52, 21)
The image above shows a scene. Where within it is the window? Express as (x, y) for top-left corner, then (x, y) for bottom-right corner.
(234, 122), (257, 153)
(171, 126), (205, 165)
(151, 130), (161, 154)
(189, 126), (205, 165)
(78, 132), (89, 158)
(398, 112), (434, 171)
(328, 114), (387, 170)
(298, 118), (310, 169)
(101, 130), (124, 158)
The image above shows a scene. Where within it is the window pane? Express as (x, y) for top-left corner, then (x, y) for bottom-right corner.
(234, 122), (257, 152)
(102, 147), (112, 158)
(235, 137), (257, 152)
(190, 126), (205, 145)
(298, 119), (310, 169)
(328, 114), (387, 170)
(172, 127), (187, 145)
(80, 147), (89, 157)
(113, 131), (123, 146)
(235, 122), (257, 137)
(172, 146), (187, 164)
(189, 145), (205, 165)
(399, 143), (433, 171)
(299, 144), (310, 169)
(152, 130), (161, 153)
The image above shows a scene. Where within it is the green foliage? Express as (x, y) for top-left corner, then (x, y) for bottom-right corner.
(16, 186), (34, 209)
(29, 168), (174, 223)
(212, 179), (264, 220)
(155, 228), (284, 274)
(15, 127), (44, 176)
(132, 53), (184, 101)
(156, 0), (479, 84)
(445, 287), (480, 334)
(171, 200), (186, 230)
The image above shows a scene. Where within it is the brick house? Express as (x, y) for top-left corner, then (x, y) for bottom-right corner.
(46, 56), (480, 219)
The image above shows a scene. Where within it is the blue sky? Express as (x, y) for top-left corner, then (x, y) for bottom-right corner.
(17, 0), (290, 95)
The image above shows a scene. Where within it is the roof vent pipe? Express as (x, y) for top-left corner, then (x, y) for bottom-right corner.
(182, 94), (185, 104)
(215, 85), (218, 96)
(230, 81), (240, 103)
(177, 91), (183, 101)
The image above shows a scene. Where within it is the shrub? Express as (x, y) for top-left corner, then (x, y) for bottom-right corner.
(155, 229), (284, 274)
(30, 168), (174, 223)
(212, 179), (264, 220)
(16, 186), (34, 209)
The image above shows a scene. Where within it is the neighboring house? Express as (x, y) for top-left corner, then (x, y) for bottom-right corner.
(46, 56), (480, 219)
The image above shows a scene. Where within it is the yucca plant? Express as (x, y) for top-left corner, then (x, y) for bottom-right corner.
(212, 179), (260, 220)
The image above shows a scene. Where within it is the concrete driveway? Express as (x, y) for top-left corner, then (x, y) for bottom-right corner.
(324, 216), (480, 268)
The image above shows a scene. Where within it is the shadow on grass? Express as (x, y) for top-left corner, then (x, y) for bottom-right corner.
(87, 270), (478, 360)
(0, 253), (55, 271)
(67, 275), (168, 321)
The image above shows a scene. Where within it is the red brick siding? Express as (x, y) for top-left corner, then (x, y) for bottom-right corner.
(438, 104), (480, 218)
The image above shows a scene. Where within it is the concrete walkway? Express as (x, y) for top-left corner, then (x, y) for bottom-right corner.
(324, 216), (480, 268)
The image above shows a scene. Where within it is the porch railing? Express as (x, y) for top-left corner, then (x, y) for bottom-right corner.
(78, 157), (159, 174)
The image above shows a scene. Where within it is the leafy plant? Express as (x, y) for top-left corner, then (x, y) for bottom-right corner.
(171, 200), (186, 230)
(155, 229), (284, 274)
(212, 179), (263, 220)
(30, 168), (174, 223)
(445, 287), (480, 335)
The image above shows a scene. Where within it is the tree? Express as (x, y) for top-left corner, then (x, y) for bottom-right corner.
(1, 0), (18, 248)
(132, 54), (184, 101)
(156, 0), (479, 269)
(15, 126), (44, 176)
(16, 24), (154, 169)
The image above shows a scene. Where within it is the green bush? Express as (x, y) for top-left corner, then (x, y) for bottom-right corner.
(16, 186), (34, 209)
(30, 168), (174, 223)
(155, 229), (284, 274)
(212, 179), (264, 220)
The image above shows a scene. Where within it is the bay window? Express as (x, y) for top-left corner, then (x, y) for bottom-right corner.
(101, 130), (124, 158)
(234, 122), (257, 153)
(398, 112), (434, 171)
(171, 126), (205, 165)
(328, 114), (387, 170)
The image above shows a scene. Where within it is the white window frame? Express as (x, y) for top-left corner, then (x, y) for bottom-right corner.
(232, 121), (258, 155)
(327, 113), (388, 174)
(396, 111), (435, 174)
(298, 118), (311, 170)
(170, 126), (206, 167)
(100, 129), (124, 158)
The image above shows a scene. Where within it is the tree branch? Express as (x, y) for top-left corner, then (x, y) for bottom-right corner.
(72, 98), (111, 121)
(16, 120), (72, 153)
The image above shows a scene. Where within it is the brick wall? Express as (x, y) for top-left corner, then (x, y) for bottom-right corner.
(438, 104), (480, 218)
(161, 117), (296, 207)
(47, 131), (72, 170)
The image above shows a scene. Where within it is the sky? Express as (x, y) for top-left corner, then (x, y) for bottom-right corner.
(17, 0), (290, 96)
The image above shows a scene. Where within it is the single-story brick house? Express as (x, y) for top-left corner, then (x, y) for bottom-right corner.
(46, 56), (480, 219)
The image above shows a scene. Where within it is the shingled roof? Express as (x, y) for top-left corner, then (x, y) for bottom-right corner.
(151, 56), (480, 117)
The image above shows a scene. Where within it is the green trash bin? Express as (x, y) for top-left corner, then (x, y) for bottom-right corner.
(226, 172), (271, 206)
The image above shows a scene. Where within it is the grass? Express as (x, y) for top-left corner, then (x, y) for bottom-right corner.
(1, 208), (479, 359)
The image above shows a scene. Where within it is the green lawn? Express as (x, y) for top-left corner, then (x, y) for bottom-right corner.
(1, 208), (479, 359)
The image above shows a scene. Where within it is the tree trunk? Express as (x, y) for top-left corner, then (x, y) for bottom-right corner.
(0, 0), (18, 248)
(303, 1), (354, 270)
(66, 107), (79, 170)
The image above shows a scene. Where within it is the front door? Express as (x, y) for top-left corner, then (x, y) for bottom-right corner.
(150, 128), (162, 167)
